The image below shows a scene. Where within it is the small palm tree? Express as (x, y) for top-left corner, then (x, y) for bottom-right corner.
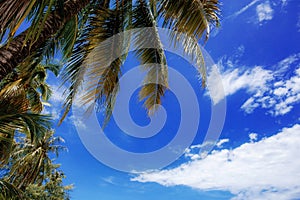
(5, 130), (66, 190)
(1, 131), (71, 200)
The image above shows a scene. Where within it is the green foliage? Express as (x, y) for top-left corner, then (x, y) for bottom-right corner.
(0, 0), (221, 198)
(0, 0), (220, 125)
(0, 131), (72, 200)
(23, 169), (72, 200)
(0, 62), (59, 164)
(0, 180), (23, 200)
(60, 0), (220, 125)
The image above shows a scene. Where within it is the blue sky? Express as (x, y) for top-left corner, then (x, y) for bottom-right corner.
(43, 0), (300, 199)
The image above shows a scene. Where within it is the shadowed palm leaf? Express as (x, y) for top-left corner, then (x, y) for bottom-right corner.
(0, 64), (53, 164)
(0, 179), (23, 200)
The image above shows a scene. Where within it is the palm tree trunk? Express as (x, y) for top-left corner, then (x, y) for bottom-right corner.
(0, 0), (90, 81)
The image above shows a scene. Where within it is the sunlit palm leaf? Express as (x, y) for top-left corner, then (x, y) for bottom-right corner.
(0, 0), (64, 43)
(0, 81), (51, 164)
(0, 0), (35, 41)
(61, 0), (132, 125)
(132, 0), (168, 114)
(158, 0), (220, 85)
(159, 0), (219, 40)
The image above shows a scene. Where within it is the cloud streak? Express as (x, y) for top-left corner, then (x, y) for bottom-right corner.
(229, 0), (260, 19)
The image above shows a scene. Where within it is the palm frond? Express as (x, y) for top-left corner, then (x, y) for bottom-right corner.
(59, 4), (98, 124)
(0, 84), (51, 164)
(6, 130), (66, 189)
(0, 179), (23, 200)
(58, 16), (79, 59)
(170, 32), (207, 86)
(61, 0), (132, 125)
(0, 0), (34, 41)
(86, 0), (132, 125)
(0, 0), (64, 44)
(132, 0), (168, 114)
(158, 0), (220, 86)
(159, 0), (220, 40)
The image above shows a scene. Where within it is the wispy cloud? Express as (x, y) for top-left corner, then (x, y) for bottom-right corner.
(241, 54), (300, 116)
(132, 124), (300, 200)
(229, 0), (261, 19)
(42, 83), (66, 121)
(207, 66), (273, 105)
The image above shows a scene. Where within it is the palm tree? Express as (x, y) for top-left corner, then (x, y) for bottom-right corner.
(24, 168), (72, 200)
(0, 131), (71, 200)
(0, 61), (58, 164)
(0, 86), (51, 164)
(4, 130), (66, 190)
(0, 0), (220, 123)
(0, 0), (90, 80)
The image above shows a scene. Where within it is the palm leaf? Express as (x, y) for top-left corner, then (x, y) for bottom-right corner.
(0, 0), (64, 44)
(61, 0), (132, 125)
(0, 179), (23, 200)
(158, 0), (220, 85)
(132, 0), (168, 114)
(0, 82), (51, 164)
(6, 131), (66, 189)
(0, 0), (34, 41)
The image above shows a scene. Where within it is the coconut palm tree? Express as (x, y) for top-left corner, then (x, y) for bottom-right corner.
(0, 87), (51, 164)
(0, 131), (71, 200)
(0, 61), (59, 164)
(4, 130), (67, 190)
(0, 0), (220, 123)
(0, 0), (90, 80)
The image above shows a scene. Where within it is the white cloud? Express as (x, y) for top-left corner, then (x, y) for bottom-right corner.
(42, 106), (61, 120)
(68, 115), (87, 130)
(256, 1), (274, 22)
(241, 97), (260, 114)
(216, 139), (229, 148)
(132, 124), (300, 200)
(49, 84), (66, 104)
(249, 133), (258, 142)
(241, 54), (300, 116)
(208, 53), (300, 116)
(207, 66), (273, 104)
(41, 83), (66, 121)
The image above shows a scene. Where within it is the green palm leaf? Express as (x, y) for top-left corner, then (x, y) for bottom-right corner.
(6, 131), (66, 189)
